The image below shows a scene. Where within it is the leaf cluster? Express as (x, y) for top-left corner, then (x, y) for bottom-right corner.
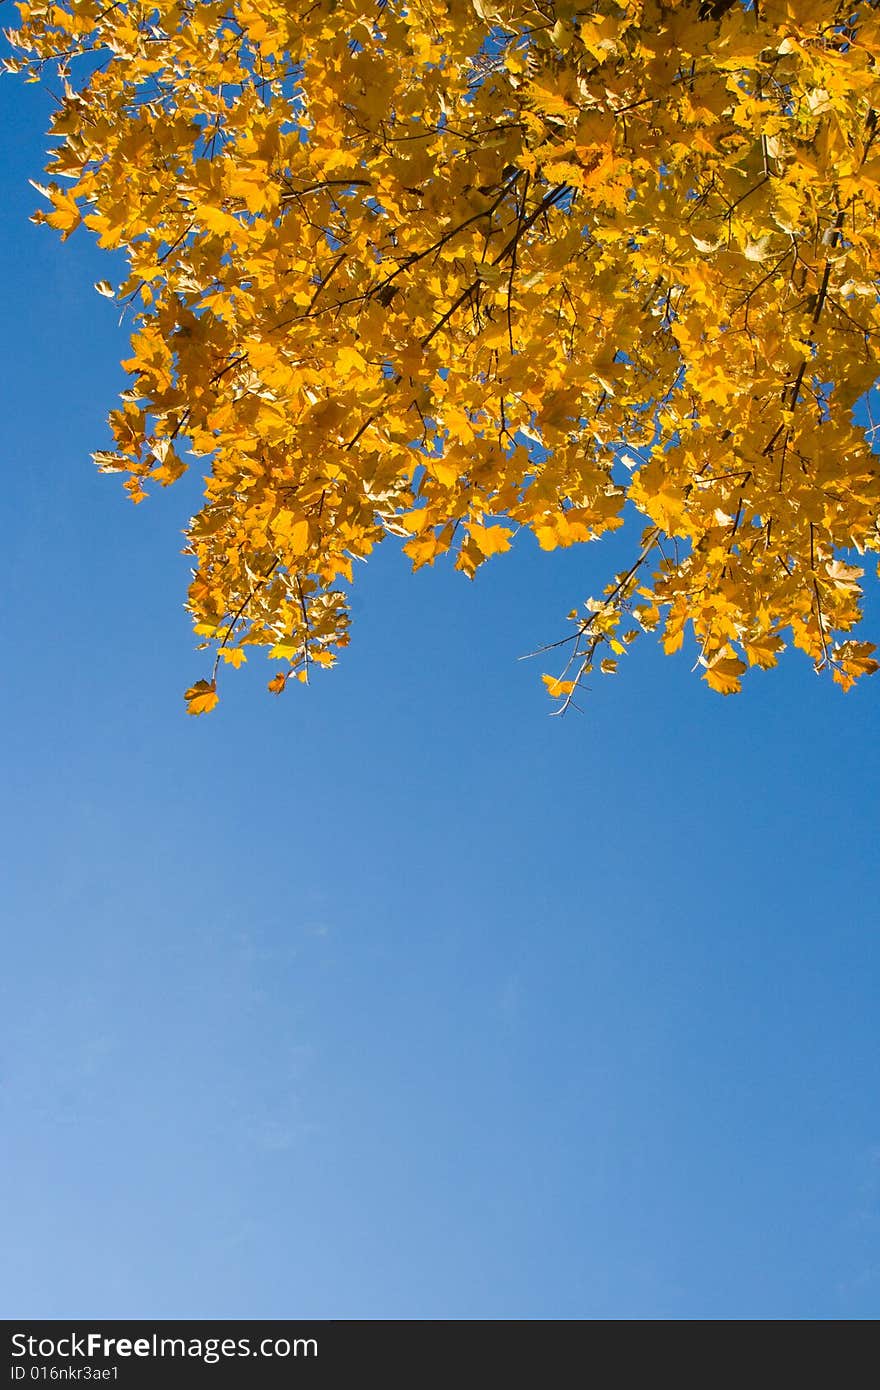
(6, 0), (880, 709)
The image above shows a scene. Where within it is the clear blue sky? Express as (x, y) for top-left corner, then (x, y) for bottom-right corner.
(1, 76), (878, 1321)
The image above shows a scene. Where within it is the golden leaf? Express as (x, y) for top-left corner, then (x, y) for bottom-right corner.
(704, 657), (747, 696)
(184, 679), (219, 715)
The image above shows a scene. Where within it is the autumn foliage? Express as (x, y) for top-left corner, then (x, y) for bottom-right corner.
(6, 0), (880, 711)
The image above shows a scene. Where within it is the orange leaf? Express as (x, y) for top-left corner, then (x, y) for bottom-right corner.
(184, 679), (219, 715)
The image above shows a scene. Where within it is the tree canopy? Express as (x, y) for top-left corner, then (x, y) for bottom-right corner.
(6, 0), (880, 710)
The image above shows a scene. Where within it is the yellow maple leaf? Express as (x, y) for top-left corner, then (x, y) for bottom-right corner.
(542, 674), (577, 697)
(703, 656), (747, 696)
(218, 647), (247, 668)
(184, 679), (219, 715)
(468, 521), (513, 557)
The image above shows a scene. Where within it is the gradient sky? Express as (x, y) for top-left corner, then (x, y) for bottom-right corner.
(1, 73), (878, 1321)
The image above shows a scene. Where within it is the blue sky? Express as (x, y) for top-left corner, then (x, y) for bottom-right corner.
(1, 74), (879, 1321)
